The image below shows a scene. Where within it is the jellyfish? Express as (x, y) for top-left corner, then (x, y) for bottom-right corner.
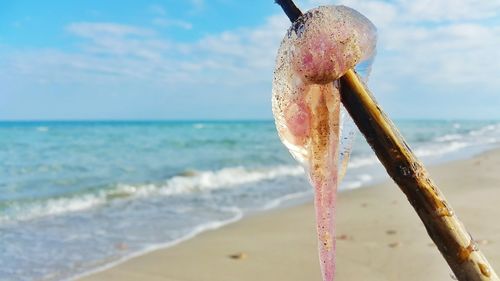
(271, 5), (377, 281)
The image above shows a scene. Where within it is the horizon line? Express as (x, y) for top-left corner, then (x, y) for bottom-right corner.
(1, 118), (500, 123)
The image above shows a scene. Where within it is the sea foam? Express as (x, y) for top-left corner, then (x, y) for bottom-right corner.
(0, 165), (304, 223)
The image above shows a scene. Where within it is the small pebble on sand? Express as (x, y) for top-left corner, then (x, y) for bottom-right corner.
(388, 242), (401, 248)
(337, 234), (350, 240)
(229, 252), (248, 260)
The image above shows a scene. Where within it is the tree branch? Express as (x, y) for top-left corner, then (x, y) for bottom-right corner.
(275, 0), (303, 22)
(274, 1), (499, 280)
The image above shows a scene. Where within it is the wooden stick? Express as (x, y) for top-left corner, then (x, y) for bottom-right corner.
(276, 1), (499, 280)
(340, 70), (498, 281)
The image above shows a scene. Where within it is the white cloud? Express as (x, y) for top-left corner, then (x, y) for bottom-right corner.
(1, 1), (499, 119)
(148, 4), (167, 16)
(0, 14), (287, 91)
(188, 0), (205, 13)
(65, 22), (171, 60)
(401, 0), (500, 22)
(147, 4), (193, 30)
(66, 22), (154, 38)
(328, 0), (500, 93)
(309, 0), (500, 23)
(191, 14), (289, 81)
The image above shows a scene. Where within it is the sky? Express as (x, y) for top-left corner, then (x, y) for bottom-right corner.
(0, 0), (499, 120)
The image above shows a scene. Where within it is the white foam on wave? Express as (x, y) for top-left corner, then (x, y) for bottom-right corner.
(435, 134), (463, 142)
(193, 123), (204, 129)
(154, 165), (304, 196)
(343, 174), (373, 190)
(414, 141), (468, 157)
(415, 124), (500, 158)
(113, 165), (305, 198)
(0, 195), (107, 223)
(259, 190), (312, 211)
(346, 123), (500, 170)
(36, 126), (49, 132)
(6, 123), (500, 224)
(0, 165), (304, 223)
(469, 124), (500, 137)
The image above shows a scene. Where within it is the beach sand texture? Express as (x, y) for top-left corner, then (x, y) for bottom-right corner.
(80, 149), (500, 281)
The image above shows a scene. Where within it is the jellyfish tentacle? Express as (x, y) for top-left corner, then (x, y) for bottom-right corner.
(272, 5), (377, 281)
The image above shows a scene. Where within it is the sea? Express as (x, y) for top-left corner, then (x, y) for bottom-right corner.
(1, 119), (500, 280)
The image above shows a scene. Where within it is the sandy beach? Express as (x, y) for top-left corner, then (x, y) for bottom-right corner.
(3, 0), (500, 279)
(80, 149), (500, 281)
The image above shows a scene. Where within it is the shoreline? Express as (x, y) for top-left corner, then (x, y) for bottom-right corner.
(79, 148), (500, 281)
(67, 211), (244, 281)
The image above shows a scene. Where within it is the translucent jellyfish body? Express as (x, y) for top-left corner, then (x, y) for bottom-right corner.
(271, 5), (377, 281)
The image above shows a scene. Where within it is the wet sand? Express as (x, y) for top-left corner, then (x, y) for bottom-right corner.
(80, 149), (500, 281)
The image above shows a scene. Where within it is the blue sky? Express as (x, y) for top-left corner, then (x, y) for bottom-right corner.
(0, 0), (499, 120)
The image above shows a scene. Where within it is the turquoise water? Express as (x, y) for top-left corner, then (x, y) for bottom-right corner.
(1, 120), (500, 280)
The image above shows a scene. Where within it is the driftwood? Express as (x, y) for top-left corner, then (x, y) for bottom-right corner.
(275, 0), (499, 280)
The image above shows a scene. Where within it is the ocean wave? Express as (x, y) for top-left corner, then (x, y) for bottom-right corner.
(349, 123), (500, 167)
(0, 195), (107, 223)
(418, 124), (500, 157)
(414, 141), (468, 157)
(0, 165), (304, 223)
(4, 123), (499, 224)
(469, 124), (500, 136)
(434, 134), (463, 142)
(193, 123), (205, 129)
(343, 174), (373, 190)
(36, 126), (49, 132)
(153, 165), (304, 196)
(259, 190), (312, 210)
